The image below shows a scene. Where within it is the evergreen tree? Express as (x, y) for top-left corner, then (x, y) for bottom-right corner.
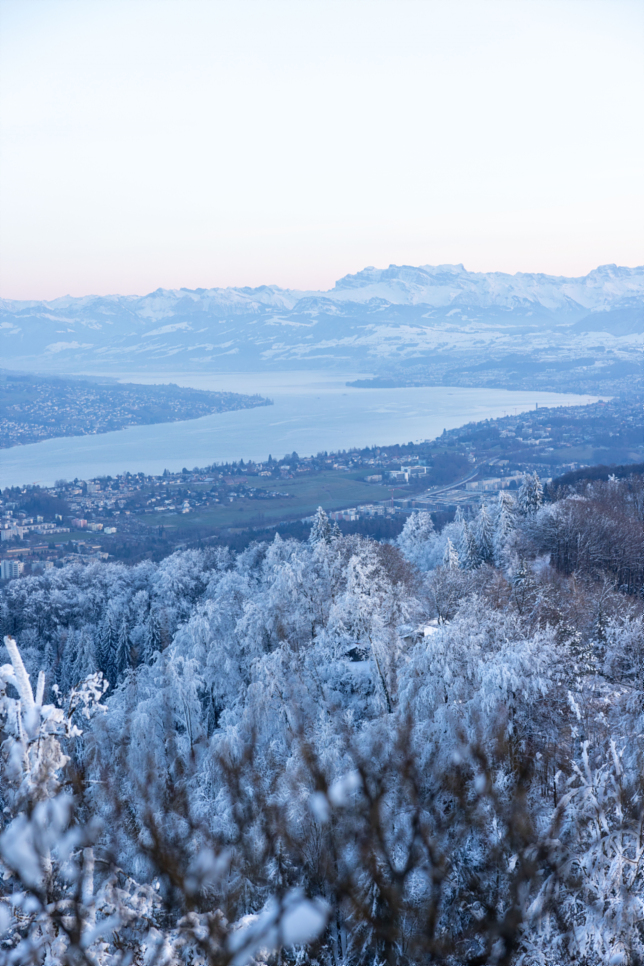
(510, 557), (536, 615)
(474, 504), (494, 563)
(493, 491), (516, 565)
(43, 640), (55, 700)
(143, 608), (163, 662)
(398, 511), (434, 553)
(5, 483), (644, 962)
(518, 472), (544, 516)
(309, 506), (332, 544)
(96, 609), (118, 685)
(68, 626), (97, 689)
(397, 511), (436, 569)
(115, 615), (131, 678)
(459, 520), (480, 570)
(443, 537), (460, 570)
(0, 600), (9, 640)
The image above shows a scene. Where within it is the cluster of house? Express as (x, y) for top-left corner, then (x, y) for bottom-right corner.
(386, 465), (430, 483)
(464, 474), (525, 491)
(328, 504), (394, 522)
(1, 517), (70, 542)
(0, 510), (70, 580)
(71, 518), (117, 534)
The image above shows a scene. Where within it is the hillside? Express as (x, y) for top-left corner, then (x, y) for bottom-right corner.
(0, 371), (271, 448)
(2, 469), (644, 963)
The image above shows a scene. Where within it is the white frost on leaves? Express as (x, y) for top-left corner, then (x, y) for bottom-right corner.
(328, 770), (362, 806)
(1, 488), (644, 964)
(3, 635), (35, 711)
(229, 890), (329, 965)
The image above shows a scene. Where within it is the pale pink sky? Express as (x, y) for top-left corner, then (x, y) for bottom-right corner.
(1, 0), (642, 300)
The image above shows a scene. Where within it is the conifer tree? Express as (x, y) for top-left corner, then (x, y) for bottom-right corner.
(459, 520), (480, 570)
(474, 504), (494, 563)
(143, 607), (163, 662)
(493, 491), (516, 565)
(96, 610), (118, 685)
(398, 511), (434, 551)
(518, 471), (544, 516)
(443, 537), (460, 570)
(71, 626), (97, 687)
(115, 615), (131, 677)
(309, 506), (332, 544)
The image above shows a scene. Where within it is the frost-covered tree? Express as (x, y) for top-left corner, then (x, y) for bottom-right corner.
(443, 536), (460, 570)
(396, 510), (435, 569)
(96, 602), (124, 686)
(63, 624), (97, 691)
(518, 470), (544, 516)
(309, 505), (332, 544)
(0, 636), (115, 963)
(474, 503), (494, 563)
(115, 613), (131, 677)
(493, 490), (517, 565)
(143, 606), (164, 662)
(326, 540), (404, 713)
(1, 476), (644, 964)
(459, 519), (480, 570)
(0, 636), (330, 964)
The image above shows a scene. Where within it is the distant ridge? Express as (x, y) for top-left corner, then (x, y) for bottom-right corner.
(1, 264), (642, 385)
(550, 462), (644, 491)
(3, 263), (643, 312)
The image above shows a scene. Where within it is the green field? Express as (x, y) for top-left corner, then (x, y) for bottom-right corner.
(139, 472), (393, 531)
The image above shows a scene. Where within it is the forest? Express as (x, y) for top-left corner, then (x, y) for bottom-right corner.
(1, 467), (644, 964)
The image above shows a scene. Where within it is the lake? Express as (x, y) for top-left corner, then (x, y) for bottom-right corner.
(0, 372), (601, 487)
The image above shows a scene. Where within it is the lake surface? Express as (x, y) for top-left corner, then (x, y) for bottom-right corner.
(0, 372), (601, 487)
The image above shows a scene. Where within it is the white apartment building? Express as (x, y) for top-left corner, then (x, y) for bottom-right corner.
(1, 527), (25, 541)
(0, 560), (24, 580)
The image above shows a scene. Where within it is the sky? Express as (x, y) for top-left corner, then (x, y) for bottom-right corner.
(0, 0), (642, 300)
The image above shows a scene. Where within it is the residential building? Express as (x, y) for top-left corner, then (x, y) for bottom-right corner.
(1, 559), (24, 580)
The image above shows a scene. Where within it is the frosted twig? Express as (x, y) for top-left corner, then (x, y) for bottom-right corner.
(4, 635), (35, 711)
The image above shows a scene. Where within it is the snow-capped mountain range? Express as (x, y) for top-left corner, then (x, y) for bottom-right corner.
(1, 264), (642, 376)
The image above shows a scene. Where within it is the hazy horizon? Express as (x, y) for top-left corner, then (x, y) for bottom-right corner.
(1, 0), (642, 301)
(2, 259), (643, 304)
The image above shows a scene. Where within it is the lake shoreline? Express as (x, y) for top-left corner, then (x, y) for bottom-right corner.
(0, 374), (602, 488)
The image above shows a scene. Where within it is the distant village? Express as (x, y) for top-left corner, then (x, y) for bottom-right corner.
(2, 393), (641, 578)
(0, 457), (527, 578)
(0, 371), (270, 448)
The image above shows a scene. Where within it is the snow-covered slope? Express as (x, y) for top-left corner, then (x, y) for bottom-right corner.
(1, 264), (642, 375)
(330, 263), (644, 310)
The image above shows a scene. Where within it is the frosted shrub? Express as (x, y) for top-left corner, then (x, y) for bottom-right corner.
(0, 475), (643, 964)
